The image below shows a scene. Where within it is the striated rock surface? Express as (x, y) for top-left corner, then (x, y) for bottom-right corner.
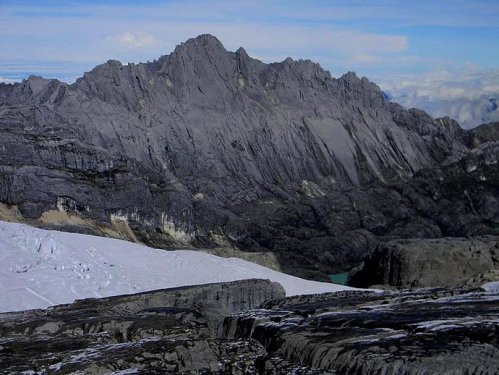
(0, 279), (286, 374)
(0, 34), (498, 279)
(349, 236), (499, 288)
(2, 279), (497, 374)
(222, 287), (499, 374)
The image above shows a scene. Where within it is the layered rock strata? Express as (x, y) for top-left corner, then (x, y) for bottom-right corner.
(1, 34), (498, 279)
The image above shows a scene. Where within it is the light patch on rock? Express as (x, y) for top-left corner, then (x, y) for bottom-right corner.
(467, 165), (477, 172)
(238, 77), (245, 88)
(34, 321), (62, 335)
(301, 180), (325, 197)
(40, 210), (89, 227)
(161, 213), (193, 243)
(483, 281), (499, 292)
(0, 203), (22, 223)
(193, 193), (205, 201)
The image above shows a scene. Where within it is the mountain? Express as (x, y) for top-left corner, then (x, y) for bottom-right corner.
(0, 34), (497, 280)
(469, 121), (499, 146)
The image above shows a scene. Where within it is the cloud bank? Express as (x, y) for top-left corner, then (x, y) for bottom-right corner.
(380, 69), (499, 129)
(0, 76), (17, 84)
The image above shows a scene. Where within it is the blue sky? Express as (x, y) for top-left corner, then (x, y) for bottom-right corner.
(0, 0), (498, 83)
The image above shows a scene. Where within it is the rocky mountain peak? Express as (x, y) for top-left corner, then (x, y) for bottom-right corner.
(171, 33), (228, 59)
(1, 35), (468, 181)
(235, 46), (249, 57)
(340, 71), (360, 81)
(181, 33), (226, 50)
(1, 34), (496, 281)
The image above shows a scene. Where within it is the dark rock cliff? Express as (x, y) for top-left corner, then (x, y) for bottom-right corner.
(222, 287), (499, 374)
(2, 279), (497, 374)
(0, 279), (287, 374)
(0, 34), (497, 279)
(349, 236), (499, 288)
(470, 122), (499, 146)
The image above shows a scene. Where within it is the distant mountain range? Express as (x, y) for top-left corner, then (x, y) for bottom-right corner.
(0, 34), (498, 280)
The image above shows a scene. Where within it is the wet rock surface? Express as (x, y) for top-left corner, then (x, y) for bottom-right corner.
(1, 34), (498, 279)
(222, 287), (499, 374)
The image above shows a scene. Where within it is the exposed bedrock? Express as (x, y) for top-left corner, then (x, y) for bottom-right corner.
(222, 288), (499, 374)
(2, 279), (497, 374)
(1, 34), (498, 279)
(470, 121), (499, 147)
(349, 236), (499, 288)
(0, 279), (286, 374)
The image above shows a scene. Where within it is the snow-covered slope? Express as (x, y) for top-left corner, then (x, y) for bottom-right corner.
(0, 221), (354, 312)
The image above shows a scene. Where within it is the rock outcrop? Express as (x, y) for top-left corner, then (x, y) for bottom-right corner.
(1, 34), (498, 279)
(0, 279), (285, 374)
(222, 287), (499, 374)
(469, 122), (499, 147)
(2, 279), (497, 374)
(349, 236), (499, 288)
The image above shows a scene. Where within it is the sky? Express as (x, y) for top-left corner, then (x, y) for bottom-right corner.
(0, 0), (498, 127)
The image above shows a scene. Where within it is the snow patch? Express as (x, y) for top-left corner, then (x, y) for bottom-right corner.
(0, 221), (355, 312)
(482, 281), (499, 292)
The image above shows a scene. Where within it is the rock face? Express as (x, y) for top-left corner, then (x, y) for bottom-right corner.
(0, 279), (285, 374)
(349, 236), (499, 288)
(2, 279), (497, 374)
(0, 34), (498, 279)
(222, 287), (499, 374)
(470, 122), (499, 147)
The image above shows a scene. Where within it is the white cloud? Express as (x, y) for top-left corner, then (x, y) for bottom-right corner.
(379, 69), (499, 129)
(0, 76), (17, 84)
(271, 1), (499, 28)
(105, 32), (161, 49)
(0, 0), (409, 71)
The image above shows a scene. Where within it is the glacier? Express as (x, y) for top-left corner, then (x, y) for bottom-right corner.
(0, 220), (354, 312)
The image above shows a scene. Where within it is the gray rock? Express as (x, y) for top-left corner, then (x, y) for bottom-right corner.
(3, 278), (497, 374)
(0, 34), (498, 279)
(222, 287), (499, 374)
(469, 121), (499, 147)
(0, 279), (285, 374)
(349, 236), (499, 288)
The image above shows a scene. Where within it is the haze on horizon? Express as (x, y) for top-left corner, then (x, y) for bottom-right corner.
(1, 0), (498, 128)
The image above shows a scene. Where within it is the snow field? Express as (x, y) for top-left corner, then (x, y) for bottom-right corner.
(0, 221), (355, 312)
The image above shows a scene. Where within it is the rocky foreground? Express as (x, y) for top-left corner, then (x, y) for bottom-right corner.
(0, 279), (497, 374)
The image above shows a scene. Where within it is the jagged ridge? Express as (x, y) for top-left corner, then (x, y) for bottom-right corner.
(0, 34), (497, 279)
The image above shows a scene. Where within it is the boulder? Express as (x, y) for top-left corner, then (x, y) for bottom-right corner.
(349, 236), (499, 288)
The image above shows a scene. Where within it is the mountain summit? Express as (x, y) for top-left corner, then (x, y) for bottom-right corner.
(0, 34), (497, 279)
